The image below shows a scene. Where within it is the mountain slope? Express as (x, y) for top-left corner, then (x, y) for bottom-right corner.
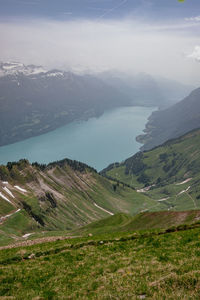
(0, 158), (154, 245)
(1, 219), (200, 299)
(137, 87), (200, 150)
(102, 128), (200, 212)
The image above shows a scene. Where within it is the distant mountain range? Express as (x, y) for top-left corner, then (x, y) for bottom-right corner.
(0, 61), (193, 146)
(96, 70), (193, 109)
(137, 87), (200, 150)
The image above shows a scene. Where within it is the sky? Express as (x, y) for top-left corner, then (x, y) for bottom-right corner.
(0, 0), (200, 85)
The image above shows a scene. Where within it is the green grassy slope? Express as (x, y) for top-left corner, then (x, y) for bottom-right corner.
(72, 210), (200, 236)
(102, 128), (200, 212)
(0, 224), (200, 299)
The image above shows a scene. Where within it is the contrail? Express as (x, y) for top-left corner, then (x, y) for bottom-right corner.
(97, 0), (128, 20)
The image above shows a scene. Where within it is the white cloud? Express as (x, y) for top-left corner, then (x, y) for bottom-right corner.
(185, 16), (200, 22)
(0, 18), (199, 85)
(187, 46), (200, 62)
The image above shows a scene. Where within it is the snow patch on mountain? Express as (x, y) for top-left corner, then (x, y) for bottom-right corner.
(46, 71), (64, 77)
(0, 62), (67, 80)
(0, 62), (47, 77)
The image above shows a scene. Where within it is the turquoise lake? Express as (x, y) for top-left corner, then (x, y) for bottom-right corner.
(0, 106), (155, 171)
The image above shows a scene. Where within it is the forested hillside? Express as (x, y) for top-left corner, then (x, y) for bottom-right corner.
(137, 87), (200, 150)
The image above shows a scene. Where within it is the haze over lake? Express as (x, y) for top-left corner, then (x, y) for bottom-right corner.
(0, 106), (155, 171)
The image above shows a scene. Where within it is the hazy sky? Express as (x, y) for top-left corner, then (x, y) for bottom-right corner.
(0, 0), (200, 85)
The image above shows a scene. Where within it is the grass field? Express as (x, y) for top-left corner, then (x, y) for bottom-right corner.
(0, 223), (200, 299)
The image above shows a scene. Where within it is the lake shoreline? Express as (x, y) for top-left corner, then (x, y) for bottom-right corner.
(0, 106), (156, 171)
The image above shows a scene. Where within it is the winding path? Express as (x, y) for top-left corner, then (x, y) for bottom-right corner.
(0, 209), (21, 223)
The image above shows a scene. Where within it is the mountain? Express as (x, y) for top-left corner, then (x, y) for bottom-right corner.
(102, 128), (200, 212)
(0, 62), (193, 147)
(97, 70), (193, 109)
(0, 157), (153, 245)
(0, 62), (133, 147)
(137, 87), (200, 151)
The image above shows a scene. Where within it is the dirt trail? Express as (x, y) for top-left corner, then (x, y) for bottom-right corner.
(176, 178), (192, 185)
(0, 235), (78, 250)
(94, 203), (114, 215)
(186, 191), (197, 209)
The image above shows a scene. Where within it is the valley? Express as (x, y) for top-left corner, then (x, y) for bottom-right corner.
(1, 0), (200, 298)
(2, 127), (200, 247)
(1, 107), (200, 299)
(0, 79), (199, 299)
(0, 65), (200, 299)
